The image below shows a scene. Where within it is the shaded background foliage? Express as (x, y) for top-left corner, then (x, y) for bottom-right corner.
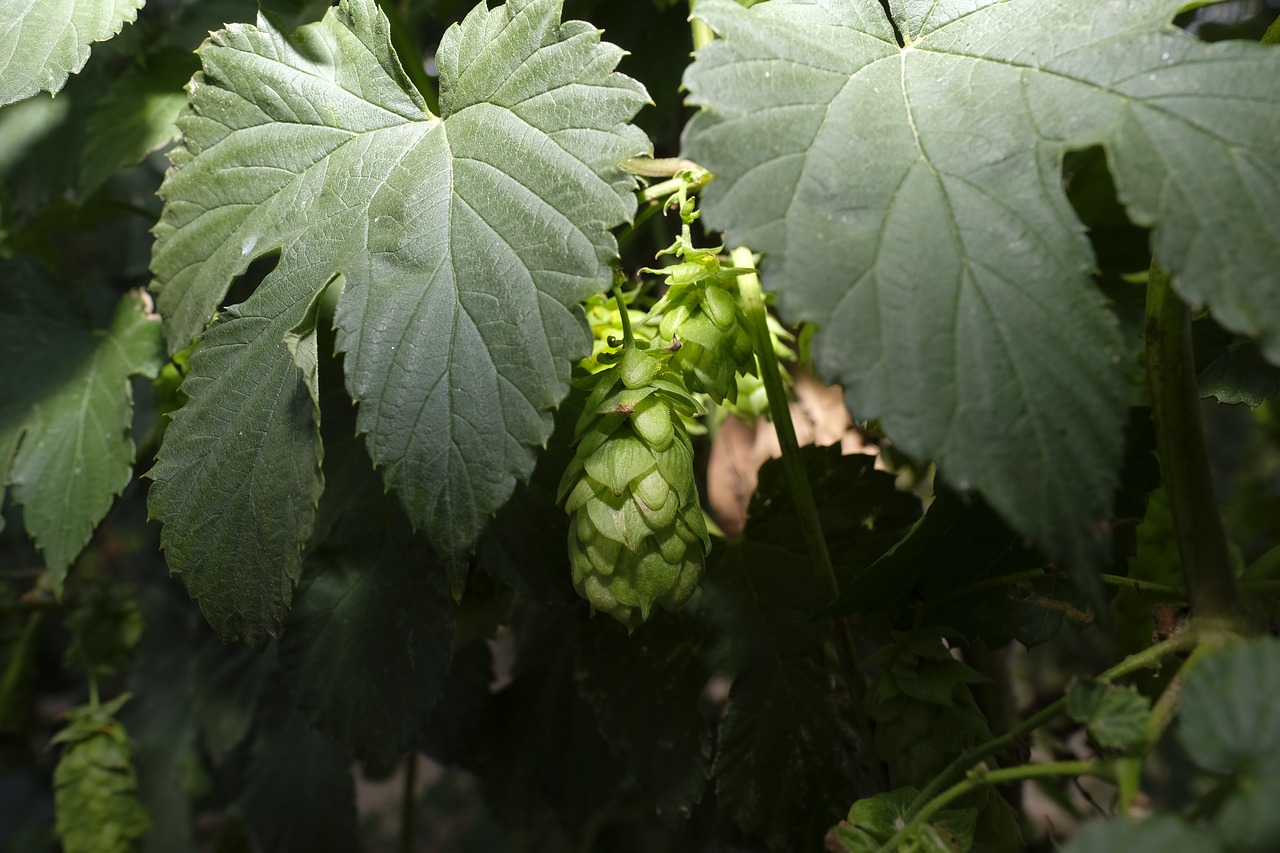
(2, 1), (1280, 852)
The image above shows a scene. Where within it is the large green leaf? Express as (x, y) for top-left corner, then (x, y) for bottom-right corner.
(1061, 816), (1221, 853)
(0, 0), (144, 106)
(0, 263), (164, 591)
(148, 0), (649, 643)
(682, 0), (1280, 576)
(238, 690), (358, 853)
(280, 523), (454, 768)
(575, 613), (713, 819)
(1179, 638), (1280, 775)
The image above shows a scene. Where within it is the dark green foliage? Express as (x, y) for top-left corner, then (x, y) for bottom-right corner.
(3, 0), (1280, 851)
(237, 691), (358, 853)
(576, 613), (714, 818)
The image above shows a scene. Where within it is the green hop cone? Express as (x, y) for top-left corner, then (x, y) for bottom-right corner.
(658, 282), (755, 404)
(559, 350), (710, 628)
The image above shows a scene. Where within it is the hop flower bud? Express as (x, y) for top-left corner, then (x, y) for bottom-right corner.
(559, 359), (709, 629)
(659, 283), (755, 403)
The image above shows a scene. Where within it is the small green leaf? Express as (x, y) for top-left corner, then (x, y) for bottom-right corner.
(415, 640), (494, 764)
(701, 447), (916, 849)
(476, 606), (625, 831)
(1179, 638), (1280, 775)
(1066, 680), (1151, 751)
(716, 664), (858, 852)
(0, 263), (164, 591)
(1194, 320), (1280, 407)
(190, 638), (276, 765)
(52, 695), (152, 853)
(0, 0), (145, 106)
(866, 633), (994, 789)
(1214, 765), (1280, 853)
(704, 514), (846, 841)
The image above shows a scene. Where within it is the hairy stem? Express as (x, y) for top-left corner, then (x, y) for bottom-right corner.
(732, 247), (885, 788)
(879, 761), (1113, 853)
(612, 271), (635, 348)
(1144, 263), (1242, 625)
(921, 568), (1191, 616)
(906, 628), (1200, 815)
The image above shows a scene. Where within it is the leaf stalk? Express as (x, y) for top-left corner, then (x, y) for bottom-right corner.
(1143, 263), (1243, 626)
(877, 761), (1113, 853)
(731, 247), (885, 788)
(904, 628), (1200, 817)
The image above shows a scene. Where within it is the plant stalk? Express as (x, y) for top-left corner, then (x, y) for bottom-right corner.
(611, 272), (635, 347)
(879, 761), (1112, 853)
(731, 247), (885, 788)
(1144, 263), (1242, 625)
(905, 628), (1200, 814)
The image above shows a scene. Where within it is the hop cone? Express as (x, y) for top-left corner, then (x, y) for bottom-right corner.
(559, 348), (710, 628)
(659, 281), (755, 404)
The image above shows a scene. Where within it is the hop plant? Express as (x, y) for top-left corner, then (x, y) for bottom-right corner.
(646, 189), (757, 404)
(559, 346), (710, 628)
(656, 266), (756, 404)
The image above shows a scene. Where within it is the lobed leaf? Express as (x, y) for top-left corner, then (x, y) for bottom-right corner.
(238, 693), (358, 853)
(0, 263), (164, 592)
(682, 0), (1280, 579)
(0, 0), (145, 106)
(79, 48), (196, 195)
(575, 614), (713, 818)
(148, 0), (650, 642)
(280, 528), (454, 768)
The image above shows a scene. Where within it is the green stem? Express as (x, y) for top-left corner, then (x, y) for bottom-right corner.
(612, 272), (635, 348)
(906, 629), (1200, 815)
(879, 761), (1112, 853)
(623, 157), (710, 183)
(1144, 263), (1242, 625)
(919, 569), (1190, 618)
(400, 752), (417, 853)
(0, 611), (45, 723)
(930, 569), (1189, 611)
(733, 248), (835, 601)
(732, 247), (885, 788)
